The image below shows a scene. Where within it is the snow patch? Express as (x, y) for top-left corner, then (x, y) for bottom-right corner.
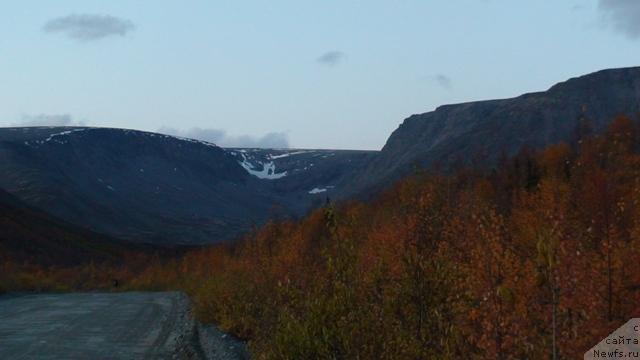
(169, 135), (218, 148)
(43, 128), (87, 143)
(26, 128), (88, 146)
(308, 187), (327, 194)
(140, 131), (219, 149)
(269, 150), (312, 160)
(238, 153), (287, 180)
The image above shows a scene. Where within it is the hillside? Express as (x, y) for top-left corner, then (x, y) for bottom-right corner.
(0, 127), (375, 244)
(340, 66), (640, 197)
(0, 188), (126, 266)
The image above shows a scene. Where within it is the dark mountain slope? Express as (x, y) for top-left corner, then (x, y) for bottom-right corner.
(0, 188), (126, 266)
(0, 127), (279, 244)
(0, 127), (376, 244)
(341, 66), (640, 197)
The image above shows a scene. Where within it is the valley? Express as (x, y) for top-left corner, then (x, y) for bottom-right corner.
(1, 67), (638, 246)
(1, 66), (640, 359)
(5, 3), (640, 358)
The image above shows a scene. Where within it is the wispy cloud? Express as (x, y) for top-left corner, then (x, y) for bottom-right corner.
(598, 0), (640, 39)
(571, 4), (586, 12)
(430, 74), (453, 90)
(43, 14), (135, 42)
(13, 114), (85, 127)
(317, 51), (346, 66)
(158, 127), (290, 149)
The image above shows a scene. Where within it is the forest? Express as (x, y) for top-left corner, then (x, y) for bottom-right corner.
(2, 116), (640, 359)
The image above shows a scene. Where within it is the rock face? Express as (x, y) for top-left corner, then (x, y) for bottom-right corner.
(0, 127), (375, 244)
(340, 66), (640, 198)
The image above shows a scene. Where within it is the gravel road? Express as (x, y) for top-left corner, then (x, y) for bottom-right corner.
(0, 292), (248, 360)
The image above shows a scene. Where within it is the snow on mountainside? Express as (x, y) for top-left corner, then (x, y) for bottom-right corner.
(227, 148), (376, 198)
(20, 127), (219, 149)
(232, 149), (341, 181)
(235, 150), (288, 180)
(229, 148), (341, 179)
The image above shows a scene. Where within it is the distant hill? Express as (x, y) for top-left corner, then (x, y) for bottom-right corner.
(340, 66), (640, 198)
(0, 127), (375, 244)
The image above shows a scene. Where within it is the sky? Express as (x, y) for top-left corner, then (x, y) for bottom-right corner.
(1, 0), (639, 150)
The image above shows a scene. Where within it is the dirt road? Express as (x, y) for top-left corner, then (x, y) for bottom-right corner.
(0, 292), (248, 360)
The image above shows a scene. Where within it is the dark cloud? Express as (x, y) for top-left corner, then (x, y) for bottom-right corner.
(158, 127), (290, 149)
(317, 51), (346, 66)
(43, 14), (135, 42)
(599, 0), (640, 39)
(14, 114), (85, 127)
(431, 74), (453, 90)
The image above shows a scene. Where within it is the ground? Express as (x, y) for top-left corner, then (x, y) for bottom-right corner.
(0, 292), (248, 360)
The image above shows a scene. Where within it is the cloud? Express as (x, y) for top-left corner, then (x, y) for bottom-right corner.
(43, 14), (135, 42)
(316, 51), (346, 66)
(13, 114), (85, 127)
(572, 4), (586, 12)
(430, 74), (453, 90)
(158, 127), (290, 149)
(598, 0), (640, 39)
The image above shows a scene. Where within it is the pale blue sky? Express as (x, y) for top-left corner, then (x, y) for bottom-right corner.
(1, 0), (639, 149)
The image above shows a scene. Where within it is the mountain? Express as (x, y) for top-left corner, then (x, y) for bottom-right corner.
(340, 66), (640, 198)
(0, 127), (375, 244)
(0, 188), (128, 266)
(2, 67), (639, 245)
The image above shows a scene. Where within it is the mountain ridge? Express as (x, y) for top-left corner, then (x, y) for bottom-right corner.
(338, 66), (640, 198)
(0, 126), (375, 244)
